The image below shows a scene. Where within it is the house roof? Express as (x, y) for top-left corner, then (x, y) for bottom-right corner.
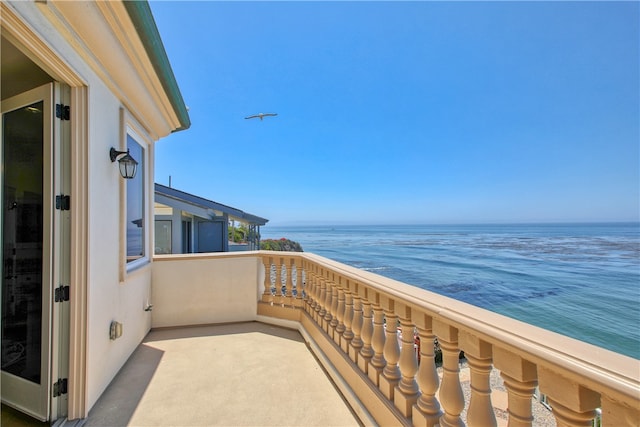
(155, 183), (269, 226)
(123, 1), (190, 132)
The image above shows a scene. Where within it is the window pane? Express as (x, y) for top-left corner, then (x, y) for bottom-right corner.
(2, 101), (44, 383)
(154, 220), (172, 254)
(126, 135), (144, 262)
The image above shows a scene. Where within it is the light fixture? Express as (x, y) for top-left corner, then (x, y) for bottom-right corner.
(110, 147), (138, 179)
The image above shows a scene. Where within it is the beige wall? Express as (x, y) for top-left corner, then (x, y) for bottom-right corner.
(151, 254), (262, 328)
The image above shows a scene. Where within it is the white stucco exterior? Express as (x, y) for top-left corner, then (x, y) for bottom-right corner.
(1, 1), (189, 420)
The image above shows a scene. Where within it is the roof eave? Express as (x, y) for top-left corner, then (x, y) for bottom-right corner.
(123, 1), (191, 132)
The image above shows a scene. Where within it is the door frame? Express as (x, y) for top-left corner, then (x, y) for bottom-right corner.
(1, 4), (89, 420)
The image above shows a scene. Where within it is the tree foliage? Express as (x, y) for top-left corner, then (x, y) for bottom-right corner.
(260, 238), (303, 252)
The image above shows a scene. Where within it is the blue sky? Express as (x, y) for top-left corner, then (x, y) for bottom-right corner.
(150, 1), (639, 226)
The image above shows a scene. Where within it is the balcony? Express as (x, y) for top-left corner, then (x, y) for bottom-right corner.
(88, 251), (639, 426)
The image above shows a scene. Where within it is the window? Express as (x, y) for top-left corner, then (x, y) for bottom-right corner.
(155, 220), (172, 254)
(126, 134), (145, 263)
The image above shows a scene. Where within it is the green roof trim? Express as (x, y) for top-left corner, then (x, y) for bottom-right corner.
(123, 0), (191, 132)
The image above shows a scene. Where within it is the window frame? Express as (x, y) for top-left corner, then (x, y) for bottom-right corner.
(120, 111), (152, 277)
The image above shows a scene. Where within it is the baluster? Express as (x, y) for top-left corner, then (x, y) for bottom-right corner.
(311, 267), (321, 318)
(323, 279), (334, 334)
(349, 292), (364, 363)
(368, 301), (387, 386)
(342, 289), (354, 353)
(493, 348), (537, 427)
(434, 321), (465, 427)
(413, 314), (442, 427)
(601, 395), (640, 426)
(304, 262), (314, 314)
(380, 303), (401, 400)
(273, 257), (283, 305)
(538, 366), (599, 427)
(317, 276), (326, 324)
(359, 298), (374, 374)
(394, 305), (419, 417)
(329, 279), (339, 338)
(281, 258), (292, 306)
(294, 257), (304, 307)
(261, 256), (273, 303)
(460, 332), (496, 427)
(335, 286), (346, 346)
(285, 258), (293, 301)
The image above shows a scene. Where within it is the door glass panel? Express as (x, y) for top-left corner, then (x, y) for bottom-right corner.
(1, 101), (44, 384)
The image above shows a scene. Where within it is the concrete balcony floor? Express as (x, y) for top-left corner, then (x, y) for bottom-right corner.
(84, 322), (361, 427)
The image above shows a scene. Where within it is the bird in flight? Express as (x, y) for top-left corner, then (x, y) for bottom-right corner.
(245, 112), (278, 121)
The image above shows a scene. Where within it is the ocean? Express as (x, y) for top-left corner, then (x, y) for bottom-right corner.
(261, 223), (640, 359)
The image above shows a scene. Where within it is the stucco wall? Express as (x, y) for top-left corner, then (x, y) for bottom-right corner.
(6, 1), (160, 414)
(151, 254), (262, 328)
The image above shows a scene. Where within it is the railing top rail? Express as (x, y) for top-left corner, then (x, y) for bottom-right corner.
(296, 251), (640, 403)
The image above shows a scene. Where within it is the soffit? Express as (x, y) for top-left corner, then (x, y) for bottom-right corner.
(42, 0), (185, 140)
(0, 35), (53, 100)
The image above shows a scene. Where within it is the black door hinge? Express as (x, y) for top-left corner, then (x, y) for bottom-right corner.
(56, 195), (70, 211)
(55, 104), (70, 120)
(53, 378), (68, 397)
(55, 285), (70, 302)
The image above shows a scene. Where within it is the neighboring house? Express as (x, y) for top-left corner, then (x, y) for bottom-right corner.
(154, 183), (268, 254)
(1, 1), (189, 423)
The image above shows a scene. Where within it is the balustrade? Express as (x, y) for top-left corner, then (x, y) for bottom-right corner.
(380, 304), (401, 400)
(358, 298), (374, 374)
(334, 284), (345, 345)
(342, 287), (354, 353)
(349, 291), (363, 363)
(395, 306), (420, 417)
(369, 301), (387, 385)
(253, 251), (639, 427)
(413, 314), (442, 426)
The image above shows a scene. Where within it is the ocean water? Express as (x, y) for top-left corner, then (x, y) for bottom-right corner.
(261, 223), (640, 359)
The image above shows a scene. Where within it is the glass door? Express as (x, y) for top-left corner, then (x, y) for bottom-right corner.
(1, 84), (53, 421)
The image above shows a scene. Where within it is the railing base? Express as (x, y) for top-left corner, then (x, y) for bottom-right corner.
(257, 302), (407, 426)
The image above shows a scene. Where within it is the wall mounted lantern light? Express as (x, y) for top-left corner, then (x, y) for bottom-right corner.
(110, 147), (138, 179)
